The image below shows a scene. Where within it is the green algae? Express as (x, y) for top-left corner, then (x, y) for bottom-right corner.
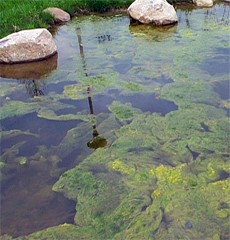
(122, 82), (143, 92)
(37, 109), (90, 121)
(161, 82), (221, 108)
(108, 101), (142, 123)
(1, 4), (230, 239)
(0, 235), (13, 240)
(1, 130), (39, 140)
(0, 101), (38, 120)
(0, 82), (23, 97)
(16, 224), (98, 240)
(220, 100), (230, 109)
(150, 167), (230, 239)
(0, 94), (79, 121)
(49, 108), (229, 239)
(63, 84), (89, 100)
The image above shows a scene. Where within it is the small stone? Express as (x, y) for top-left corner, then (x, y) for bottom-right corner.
(43, 7), (71, 22)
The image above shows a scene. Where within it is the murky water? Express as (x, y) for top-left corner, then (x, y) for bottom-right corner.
(0, 3), (229, 238)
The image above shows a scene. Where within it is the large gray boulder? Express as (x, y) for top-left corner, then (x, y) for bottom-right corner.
(0, 28), (57, 64)
(43, 7), (70, 22)
(128, 0), (178, 25)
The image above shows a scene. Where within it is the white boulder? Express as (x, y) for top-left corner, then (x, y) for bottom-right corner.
(0, 28), (57, 63)
(128, 0), (178, 25)
(193, 0), (213, 7)
(43, 7), (71, 22)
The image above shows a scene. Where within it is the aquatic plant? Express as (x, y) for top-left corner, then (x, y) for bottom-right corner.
(1, 4), (229, 239)
(108, 101), (142, 123)
(47, 111), (229, 239)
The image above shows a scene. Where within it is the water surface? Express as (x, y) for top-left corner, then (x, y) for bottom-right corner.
(0, 3), (229, 238)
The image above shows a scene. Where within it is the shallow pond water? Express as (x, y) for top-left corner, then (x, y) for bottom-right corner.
(0, 3), (229, 239)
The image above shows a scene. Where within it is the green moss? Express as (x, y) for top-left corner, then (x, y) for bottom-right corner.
(50, 109), (229, 239)
(21, 224), (98, 240)
(161, 82), (220, 108)
(148, 164), (230, 240)
(108, 101), (142, 123)
(108, 159), (136, 175)
(37, 109), (90, 121)
(122, 82), (143, 92)
(1, 129), (39, 139)
(63, 84), (89, 100)
(0, 82), (23, 97)
(0, 235), (13, 240)
(220, 100), (230, 109)
(0, 101), (38, 120)
(78, 73), (119, 92)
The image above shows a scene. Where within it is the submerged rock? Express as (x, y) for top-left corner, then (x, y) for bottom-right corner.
(43, 7), (71, 23)
(0, 28), (57, 63)
(127, 0), (178, 25)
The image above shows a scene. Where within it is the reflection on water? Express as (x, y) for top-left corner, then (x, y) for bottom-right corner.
(129, 24), (177, 41)
(87, 87), (107, 149)
(0, 54), (57, 80)
(21, 79), (45, 97)
(213, 80), (230, 100)
(1, 163), (76, 237)
(0, 3), (229, 238)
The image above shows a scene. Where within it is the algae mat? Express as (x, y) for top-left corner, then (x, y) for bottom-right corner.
(0, 3), (229, 240)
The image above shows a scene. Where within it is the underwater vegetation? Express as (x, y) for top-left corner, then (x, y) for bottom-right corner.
(0, 3), (229, 240)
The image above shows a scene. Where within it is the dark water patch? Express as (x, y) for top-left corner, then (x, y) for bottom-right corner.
(127, 147), (154, 154)
(141, 205), (149, 212)
(184, 221), (193, 229)
(5, 80), (76, 101)
(55, 107), (79, 115)
(4, 81), (46, 101)
(222, 153), (230, 158)
(112, 57), (135, 74)
(60, 98), (89, 112)
(220, 235), (230, 240)
(46, 81), (76, 94)
(202, 49), (230, 76)
(224, 108), (230, 117)
(113, 63), (132, 74)
(60, 94), (114, 114)
(200, 122), (212, 132)
(213, 80), (230, 100)
(118, 93), (178, 115)
(217, 170), (230, 181)
(185, 145), (200, 160)
(153, 75), (174, 85)
(93, 94), (115, 114)
(0, 134), (37, 156)
(57, 146), (92, 169)
(1, 112), (82, 150)
(1, 161), (76, 238)
(161, 207), (173, 230)
(219, 201), (229, 209)
(89, 164), (109, 175)
(106, 88), (121, 96)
